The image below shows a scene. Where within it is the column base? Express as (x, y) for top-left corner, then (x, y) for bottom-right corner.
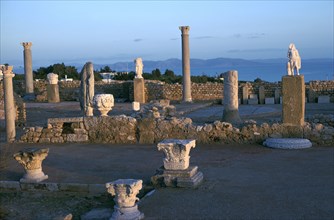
(110, 205), (144, 220)
(222, 109), (241, 124)
(151, 166), (203, 188)
(20, 169), (48, 183)
(181, 99), (193, 103)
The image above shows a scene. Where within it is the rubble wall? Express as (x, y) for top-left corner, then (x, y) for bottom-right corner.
(9, 79), (334, 103)
(19, 115), (334, 146)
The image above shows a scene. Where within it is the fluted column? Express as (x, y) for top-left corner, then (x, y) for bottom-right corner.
(179, 26), (192, 102)
(2, 65), (16, 142)
(222, 70), (241, 123)
(21, 42), (35, 99)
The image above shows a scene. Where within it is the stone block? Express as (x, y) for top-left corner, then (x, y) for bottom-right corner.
(265, 97), (275, 104)
(282, 75), (305, 126)
(134, 78), (145, 103)
(50, 137), (64, 143)
(66, 134), (88, 142)
(132, 101), (140, 111)
(59, 183), (89, 192)
(38, 137), (50, 143)
(248, 98), (258, 105)
(318, 96), (330, 103)
(0, 181), (20, 191)
(151, 166), (203, 188)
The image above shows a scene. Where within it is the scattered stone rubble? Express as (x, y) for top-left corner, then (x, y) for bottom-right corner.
(132, 99), (177, 119)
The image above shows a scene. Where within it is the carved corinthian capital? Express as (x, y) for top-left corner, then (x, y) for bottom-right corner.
(157, 139), (196, 170)
(13, 148), (49, 183)
(179, 26), (190, 35)
(21, 42), (33, 50)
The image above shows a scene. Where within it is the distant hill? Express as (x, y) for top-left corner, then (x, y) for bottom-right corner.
(12, 57), (333, 82)
(104, 58), (262, 74)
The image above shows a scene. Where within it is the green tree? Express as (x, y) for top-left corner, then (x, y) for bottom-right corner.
(164, 69), (175, 78)
(113, 71), (135, 80)
(99, 66), (112, 73)
(151, 68), (161, 79)
(33, 63), (79, 80)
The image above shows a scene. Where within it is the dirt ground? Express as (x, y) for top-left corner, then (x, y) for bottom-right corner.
(0, 102), (333, 219)
(0, 143), (333, 220)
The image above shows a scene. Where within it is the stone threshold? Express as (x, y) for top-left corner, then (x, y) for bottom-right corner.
(0, 180), (106, 195)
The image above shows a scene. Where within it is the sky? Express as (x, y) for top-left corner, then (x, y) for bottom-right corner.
(0, 0), (333, 67)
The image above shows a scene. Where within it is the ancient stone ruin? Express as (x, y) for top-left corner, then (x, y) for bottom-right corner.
(106, 179), (144, 220)
(79, 62), (94, 116)
(13, 148), (49, 183)
(152, 139), (203, 188)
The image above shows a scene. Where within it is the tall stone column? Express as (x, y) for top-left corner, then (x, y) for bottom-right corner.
(222, 70), (241, 123)
(2, 66), (16, 142)
(179, 26), (192, 102)
(21, 42), (35, 100)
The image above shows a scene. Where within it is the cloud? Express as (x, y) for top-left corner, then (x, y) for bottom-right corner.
(134, 38), (143, 42)
(227, 48), (284, 53)
(232, 33), (266, 39)
(248, 33), (266, 39)
(170, 38), (179, 41)
(193, 36), (214, 40)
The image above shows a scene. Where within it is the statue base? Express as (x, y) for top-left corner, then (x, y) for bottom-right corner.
(110, 205), (144, 220)
(20, 168), (48, 183)
(151, 166), (203, 188)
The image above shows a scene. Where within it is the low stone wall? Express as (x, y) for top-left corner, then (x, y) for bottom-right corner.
(19, 115), (334, 146)
(308, 80), (334, 103)
(8, 79), (334, 103)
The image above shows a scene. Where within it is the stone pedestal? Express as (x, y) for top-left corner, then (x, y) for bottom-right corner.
(134, 78), (145, 103)
(274, 88), (280, 104)
(2, 66), (16, 142)
(93, 94), (114, 116)
(106, 179), (144, 220)
(263, 138), (312, 149)
(259, 86), (265, 104)
(242, 86), (248, 104)
(13, 148), (49, 183)
(222, 70), (241, 123)
(282, 75), (305, 126)
(179, 26), (192, 102)
(21, 42), (35, 100)
(265, 97), (275, 104)
(152, 139), (203, 188)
